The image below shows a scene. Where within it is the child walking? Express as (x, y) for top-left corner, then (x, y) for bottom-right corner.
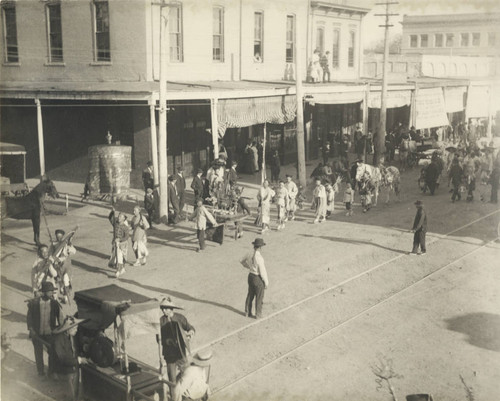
(344, 182), (354, 216)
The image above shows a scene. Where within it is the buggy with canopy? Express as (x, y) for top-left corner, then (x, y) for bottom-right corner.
(74, 285), (178, 401)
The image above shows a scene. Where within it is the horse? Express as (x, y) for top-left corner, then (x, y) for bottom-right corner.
(356, 163), (401, 205)
(3, 177), (59, 245)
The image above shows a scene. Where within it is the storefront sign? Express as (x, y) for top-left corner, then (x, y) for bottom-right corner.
(466, 85), (490, 118)
(368, 90), (411, 109)
(443, 86), (466, 113)
(415, 87), (449, 129)
(306, 92), (364, 105)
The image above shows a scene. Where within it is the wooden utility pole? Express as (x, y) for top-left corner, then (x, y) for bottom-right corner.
(374, 1), (398, 164)
(158, 2), (169, 223)
(295, 27), (307, 187)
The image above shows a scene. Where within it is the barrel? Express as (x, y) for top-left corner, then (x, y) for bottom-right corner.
(88, 145), (132, 196)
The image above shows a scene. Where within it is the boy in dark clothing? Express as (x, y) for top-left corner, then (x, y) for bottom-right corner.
(144, 188), (155, 227)
(410, 200), (427, 255)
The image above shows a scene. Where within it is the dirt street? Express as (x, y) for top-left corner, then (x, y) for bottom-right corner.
(1, 165), (500, 401)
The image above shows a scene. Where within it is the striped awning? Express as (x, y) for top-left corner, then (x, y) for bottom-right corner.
(218, 95), (296, 136)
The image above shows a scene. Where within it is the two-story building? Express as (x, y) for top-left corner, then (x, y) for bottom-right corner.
(401, 13), (500, 58)
(0, 0), (368, 181)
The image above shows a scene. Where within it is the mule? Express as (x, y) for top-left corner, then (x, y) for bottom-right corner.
(3, 177), (59, 244)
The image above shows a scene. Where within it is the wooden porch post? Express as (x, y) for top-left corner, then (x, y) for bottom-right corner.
(35, 98), (46, 176)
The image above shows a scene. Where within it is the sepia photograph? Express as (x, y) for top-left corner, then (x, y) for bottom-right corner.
(0, 0), (499, 400)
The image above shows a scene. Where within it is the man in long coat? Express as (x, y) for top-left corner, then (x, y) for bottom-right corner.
(190, 169), (204, 206)
(175, 166), (186, 216)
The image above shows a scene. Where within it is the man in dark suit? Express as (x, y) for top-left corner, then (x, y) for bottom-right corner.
(410, 200), (427, 255)
(175, 166), (186, 216)
(168, 175), (180, 224)
(190, 169), (204, 206)
(27, 281), (63, 377)
(142, 161), (154, 192)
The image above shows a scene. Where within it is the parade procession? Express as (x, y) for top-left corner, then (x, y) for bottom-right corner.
(1, 1), (500, 400)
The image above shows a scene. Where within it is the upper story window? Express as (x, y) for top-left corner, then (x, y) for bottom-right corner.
(285, 15), (294, 63)
(93, 1), (110, 62)
(472, 32), (480, 47)
(446, 33), (454, 47)
(315, 26), (324, 54)
(213, 7), (224, 62)
(420, 34), (428, 48)
(460, 33), (469, 47)
(348, 30), (355, 68)
(434, 34), (443, 47)
(331, 27), (340, 68)
(169, 3), (183, 62)
(488, 32), (496, 47)
(1, 3), (18, 63)
(254, 11), (263, 62)
(46, 3), (63, 63)
(409, 35), (417, 48)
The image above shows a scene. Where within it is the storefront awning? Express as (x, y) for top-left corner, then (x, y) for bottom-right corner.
(217, 95), (296, 135)
(466, 86), (490, 118)
(305, 91), (364, 105)
(444, 86), (466, 113)
(368, 90), (411, 109)
(415, 87), (449, 129)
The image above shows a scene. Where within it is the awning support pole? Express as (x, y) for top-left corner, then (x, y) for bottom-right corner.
(211, 98), (219, 160)
(149, 97), (159, 187)
(35, 98), (46, 177)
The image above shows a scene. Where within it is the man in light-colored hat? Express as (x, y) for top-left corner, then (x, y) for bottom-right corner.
(243, 238), (269, 319)
(159, 297), (196, 383)
(27, 281), (63, 377)
(409, 200), (427, 255)
(52, 316), (87, 400)
(173, 349), (212, 401)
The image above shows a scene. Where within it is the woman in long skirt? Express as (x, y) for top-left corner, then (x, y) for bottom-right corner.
(257, 180), (275, 233)
(131, 205), (150, 266)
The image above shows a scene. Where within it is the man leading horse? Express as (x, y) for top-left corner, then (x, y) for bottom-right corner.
(4, 176), (59, 244)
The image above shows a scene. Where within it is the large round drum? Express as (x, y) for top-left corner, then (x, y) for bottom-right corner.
(88, 145), (131, 196)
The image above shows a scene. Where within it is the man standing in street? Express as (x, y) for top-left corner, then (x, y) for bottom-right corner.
(168, 175), (181, 224)
(27, 281), (63, 378)
(159, 297), (195, 383)
(191, 169), (204, 206)
(175, 166), (186, 217)
(142, 161), (154, 192)
(190, 199), (218, 252)
(243, 238), (269, 319)
(108, 208), (130, 278)
(448, 158), (464, 202)
(410, 200), (427, 256)
(284, 174), (298, 221)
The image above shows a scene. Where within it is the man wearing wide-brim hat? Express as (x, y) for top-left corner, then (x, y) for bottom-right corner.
(173, 349), (213, 401)
(409, 200), (427, 255)
(52, 316), (88, 399)
(159, 297), (196, 383)
(243, 238), (269, 319)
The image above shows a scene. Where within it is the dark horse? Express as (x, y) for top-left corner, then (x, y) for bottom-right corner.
(2, 177), (59, 244)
